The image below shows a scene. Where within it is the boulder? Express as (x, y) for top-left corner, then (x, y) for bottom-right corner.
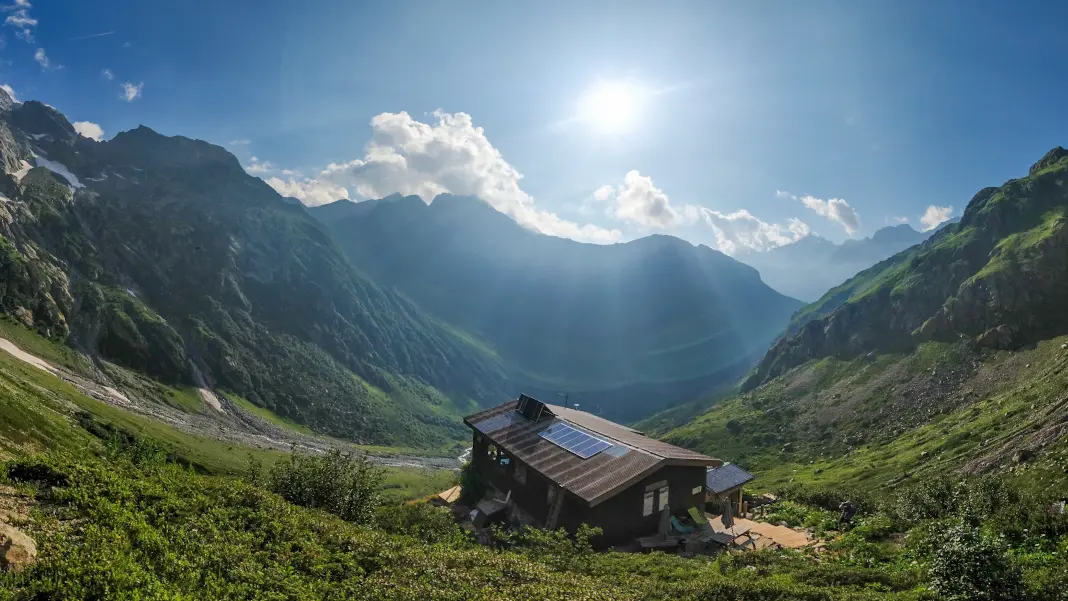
(0, 523), (36, 572)
(975, 324), (1015, 349)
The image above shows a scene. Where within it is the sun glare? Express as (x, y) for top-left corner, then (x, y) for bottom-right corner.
(580, 81), (640, 133)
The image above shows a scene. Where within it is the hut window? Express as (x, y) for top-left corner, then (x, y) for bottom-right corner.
(658, 486), (669, 510)
(514, 463), (527, 485)
(692, 485), (703, 495)
(642, 491), (654, 516)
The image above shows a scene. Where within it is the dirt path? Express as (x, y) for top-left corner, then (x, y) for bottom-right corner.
(0, 338), (56, 374)
(0, 336), (458, 471)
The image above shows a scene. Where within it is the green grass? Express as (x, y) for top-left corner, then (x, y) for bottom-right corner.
(659, 335), (1068, 497)
(226, 390), (314, 435)
(0, 316), (94, 375)
(379, 466), (457, 502)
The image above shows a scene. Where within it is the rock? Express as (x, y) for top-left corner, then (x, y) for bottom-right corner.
(0, 523), (36, 573)
(1029, 146), (1068, 176)
(1014, 449), (1035, 464)
(781, 443), (794, 453)
(976, 324), (1016, 350)
(920, 451), (930, 459)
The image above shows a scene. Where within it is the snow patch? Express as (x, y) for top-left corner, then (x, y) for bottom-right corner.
(85, 173), (108, 182)
(126, 288), (138, 298)
(29, 133), (50, 140)
(34, 156), (85, 189)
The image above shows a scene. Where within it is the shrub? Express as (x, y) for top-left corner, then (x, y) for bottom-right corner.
(267, 449), (383, 524)
(492, 524), (602, 572)
(375, 502), (468, 546)
(458, 460), (484, 504)
(928, 521), (1023, 601)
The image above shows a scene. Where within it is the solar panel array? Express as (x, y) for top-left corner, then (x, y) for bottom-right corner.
(540, 422), (612, 459)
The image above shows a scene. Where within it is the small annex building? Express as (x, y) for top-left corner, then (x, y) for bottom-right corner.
(704, 463), (755, 517)
(464, 394), (722, 546)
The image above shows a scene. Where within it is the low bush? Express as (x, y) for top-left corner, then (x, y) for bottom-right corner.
(267, 448), (383, 524)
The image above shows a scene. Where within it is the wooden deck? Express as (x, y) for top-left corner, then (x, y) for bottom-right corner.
(706, 514), (816, 549)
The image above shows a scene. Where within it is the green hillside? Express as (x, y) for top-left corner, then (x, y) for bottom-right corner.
(648, 147), (1068, 494)
(745, 147), (1068, 390)
(0, 93), (510, 448)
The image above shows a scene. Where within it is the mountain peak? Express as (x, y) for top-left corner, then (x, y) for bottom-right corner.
(104, 126), (243, 174)
(1030, 146), (1068, 176)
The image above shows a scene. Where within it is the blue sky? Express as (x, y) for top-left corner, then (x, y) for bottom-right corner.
(4, 0), (1067, 250)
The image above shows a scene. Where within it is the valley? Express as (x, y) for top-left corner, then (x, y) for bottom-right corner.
(1, 81), (1067, 601)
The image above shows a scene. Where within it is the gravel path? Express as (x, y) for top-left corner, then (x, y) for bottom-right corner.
(0, 336), (459, 471)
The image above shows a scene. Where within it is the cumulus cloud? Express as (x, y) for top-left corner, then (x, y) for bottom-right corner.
(265, 110), (621, 243)
(919, 205), (953, 231)
(778, 190), (860, 235)
(228, 139), (250, 146)
(592, 170), (697, 229)
(265, 176), (348, 207)
(801, 195), (860, 235)
(891, 216), (910, 224)
(72, 121), (104, 141)
(121, 81), (143, 102)
(1, 83), (16, 102)
(101, 68), (113, 80)
(244, 156), (274, 175)
(33, 46), (48, 68)
(701, 209), (810, 254)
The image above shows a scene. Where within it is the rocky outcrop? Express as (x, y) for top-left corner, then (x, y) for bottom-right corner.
(0, 523), (36, 572)
(1029, 146), (1068, 176)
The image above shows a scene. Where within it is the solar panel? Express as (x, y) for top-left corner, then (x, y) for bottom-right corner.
(539, 422), (612, 459)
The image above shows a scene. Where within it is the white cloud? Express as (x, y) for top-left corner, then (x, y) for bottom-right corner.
(919, 205), (953, 231)
(593, 184), (614, 202)
(593, 170), (696, 229)
(800, 195), (861, 235)
(72, 121), (104, 141)
(228, 139), (250, 146)
(101, 68), (113, 80)
(280, 168), (301, 177)
(1, 83), (16, 102)
(265, 110), (621, 243)
(4, 0), (35, 42)
(265, 176), (348, 207)
(121, 81), (143, 102)
(891, 216), (909, 224)
(779, 189), (862, 235)
(33, 47), (47, 68)
(701, 209), (810, 254)
(245, 156), (274, 175)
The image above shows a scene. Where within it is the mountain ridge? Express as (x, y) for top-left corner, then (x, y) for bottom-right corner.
(311, 193), (802, 422)
(0, 88), (511, 447)
(737, 223), (936, 302)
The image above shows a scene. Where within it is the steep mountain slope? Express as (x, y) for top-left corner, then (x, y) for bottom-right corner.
(646, 147), (1068, 492)
(0, 90), (509, 447)
(748, 146), (1068, 389)
(312, 194), (802, 422)
(737, 224), (933, 302)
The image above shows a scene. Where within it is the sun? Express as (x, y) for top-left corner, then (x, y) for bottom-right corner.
(580, 81), (640, 133)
